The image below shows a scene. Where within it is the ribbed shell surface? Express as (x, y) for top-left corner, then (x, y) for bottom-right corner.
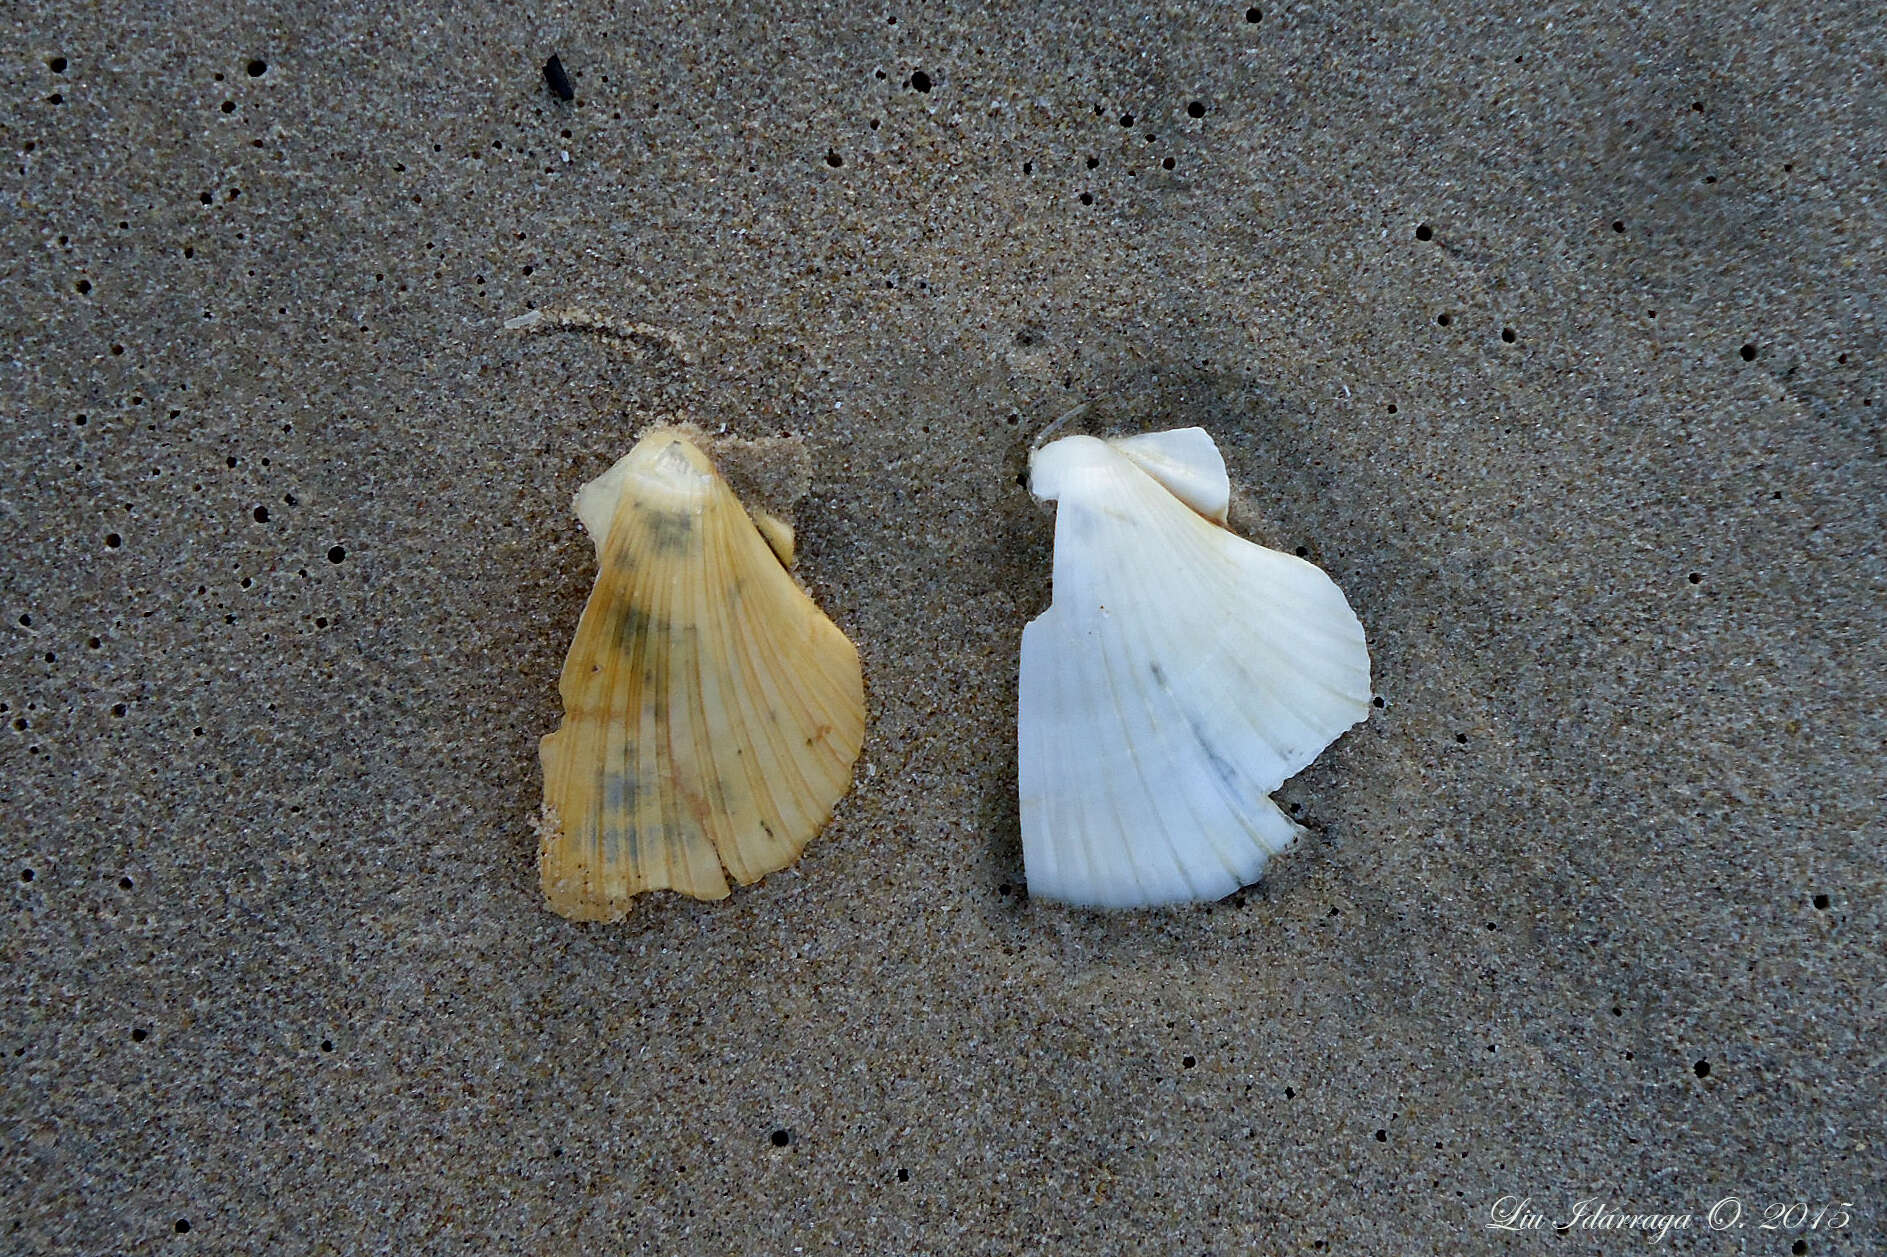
(1019, 434), (1371, 908)
(538, 431), (865, 920)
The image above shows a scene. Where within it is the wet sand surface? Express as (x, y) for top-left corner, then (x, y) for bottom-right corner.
(4, 1), (1883, 1251)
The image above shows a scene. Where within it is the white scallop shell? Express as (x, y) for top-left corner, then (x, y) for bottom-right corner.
(1018, 428), (1371, 908)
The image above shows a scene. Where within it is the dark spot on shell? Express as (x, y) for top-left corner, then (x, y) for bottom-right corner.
(605, 772), (641, 816)
(638, 507), (697, 552)
(613, 605), (662, 648)
(1186, 716), (1246, 799)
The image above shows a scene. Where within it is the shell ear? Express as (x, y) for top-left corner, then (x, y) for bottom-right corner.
(1106, 427), (1230, 524)
(538, 428), (865, 920)
(571, 451), (641, 556)
(748, 509), (796, 568)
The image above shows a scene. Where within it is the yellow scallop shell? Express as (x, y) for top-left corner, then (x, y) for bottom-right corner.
(537, 428), (865, 920)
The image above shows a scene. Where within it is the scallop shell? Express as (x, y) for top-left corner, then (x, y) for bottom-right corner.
(537, 427), (865, 920)
(1017, 427), (1372, 908)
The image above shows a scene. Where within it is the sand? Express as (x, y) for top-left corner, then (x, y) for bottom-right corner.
(4, 1), (1882, 1251)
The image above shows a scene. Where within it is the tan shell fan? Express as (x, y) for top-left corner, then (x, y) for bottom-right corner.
(538, 427), (865, 920)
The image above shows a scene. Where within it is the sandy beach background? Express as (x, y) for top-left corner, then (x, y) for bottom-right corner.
(5, 1), (1882, 1251)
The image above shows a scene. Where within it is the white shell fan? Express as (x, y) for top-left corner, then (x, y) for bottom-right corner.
(1017, 427), (1372, 908)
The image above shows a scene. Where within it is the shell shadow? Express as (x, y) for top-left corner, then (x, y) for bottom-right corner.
(970, 425), (1055, 903)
